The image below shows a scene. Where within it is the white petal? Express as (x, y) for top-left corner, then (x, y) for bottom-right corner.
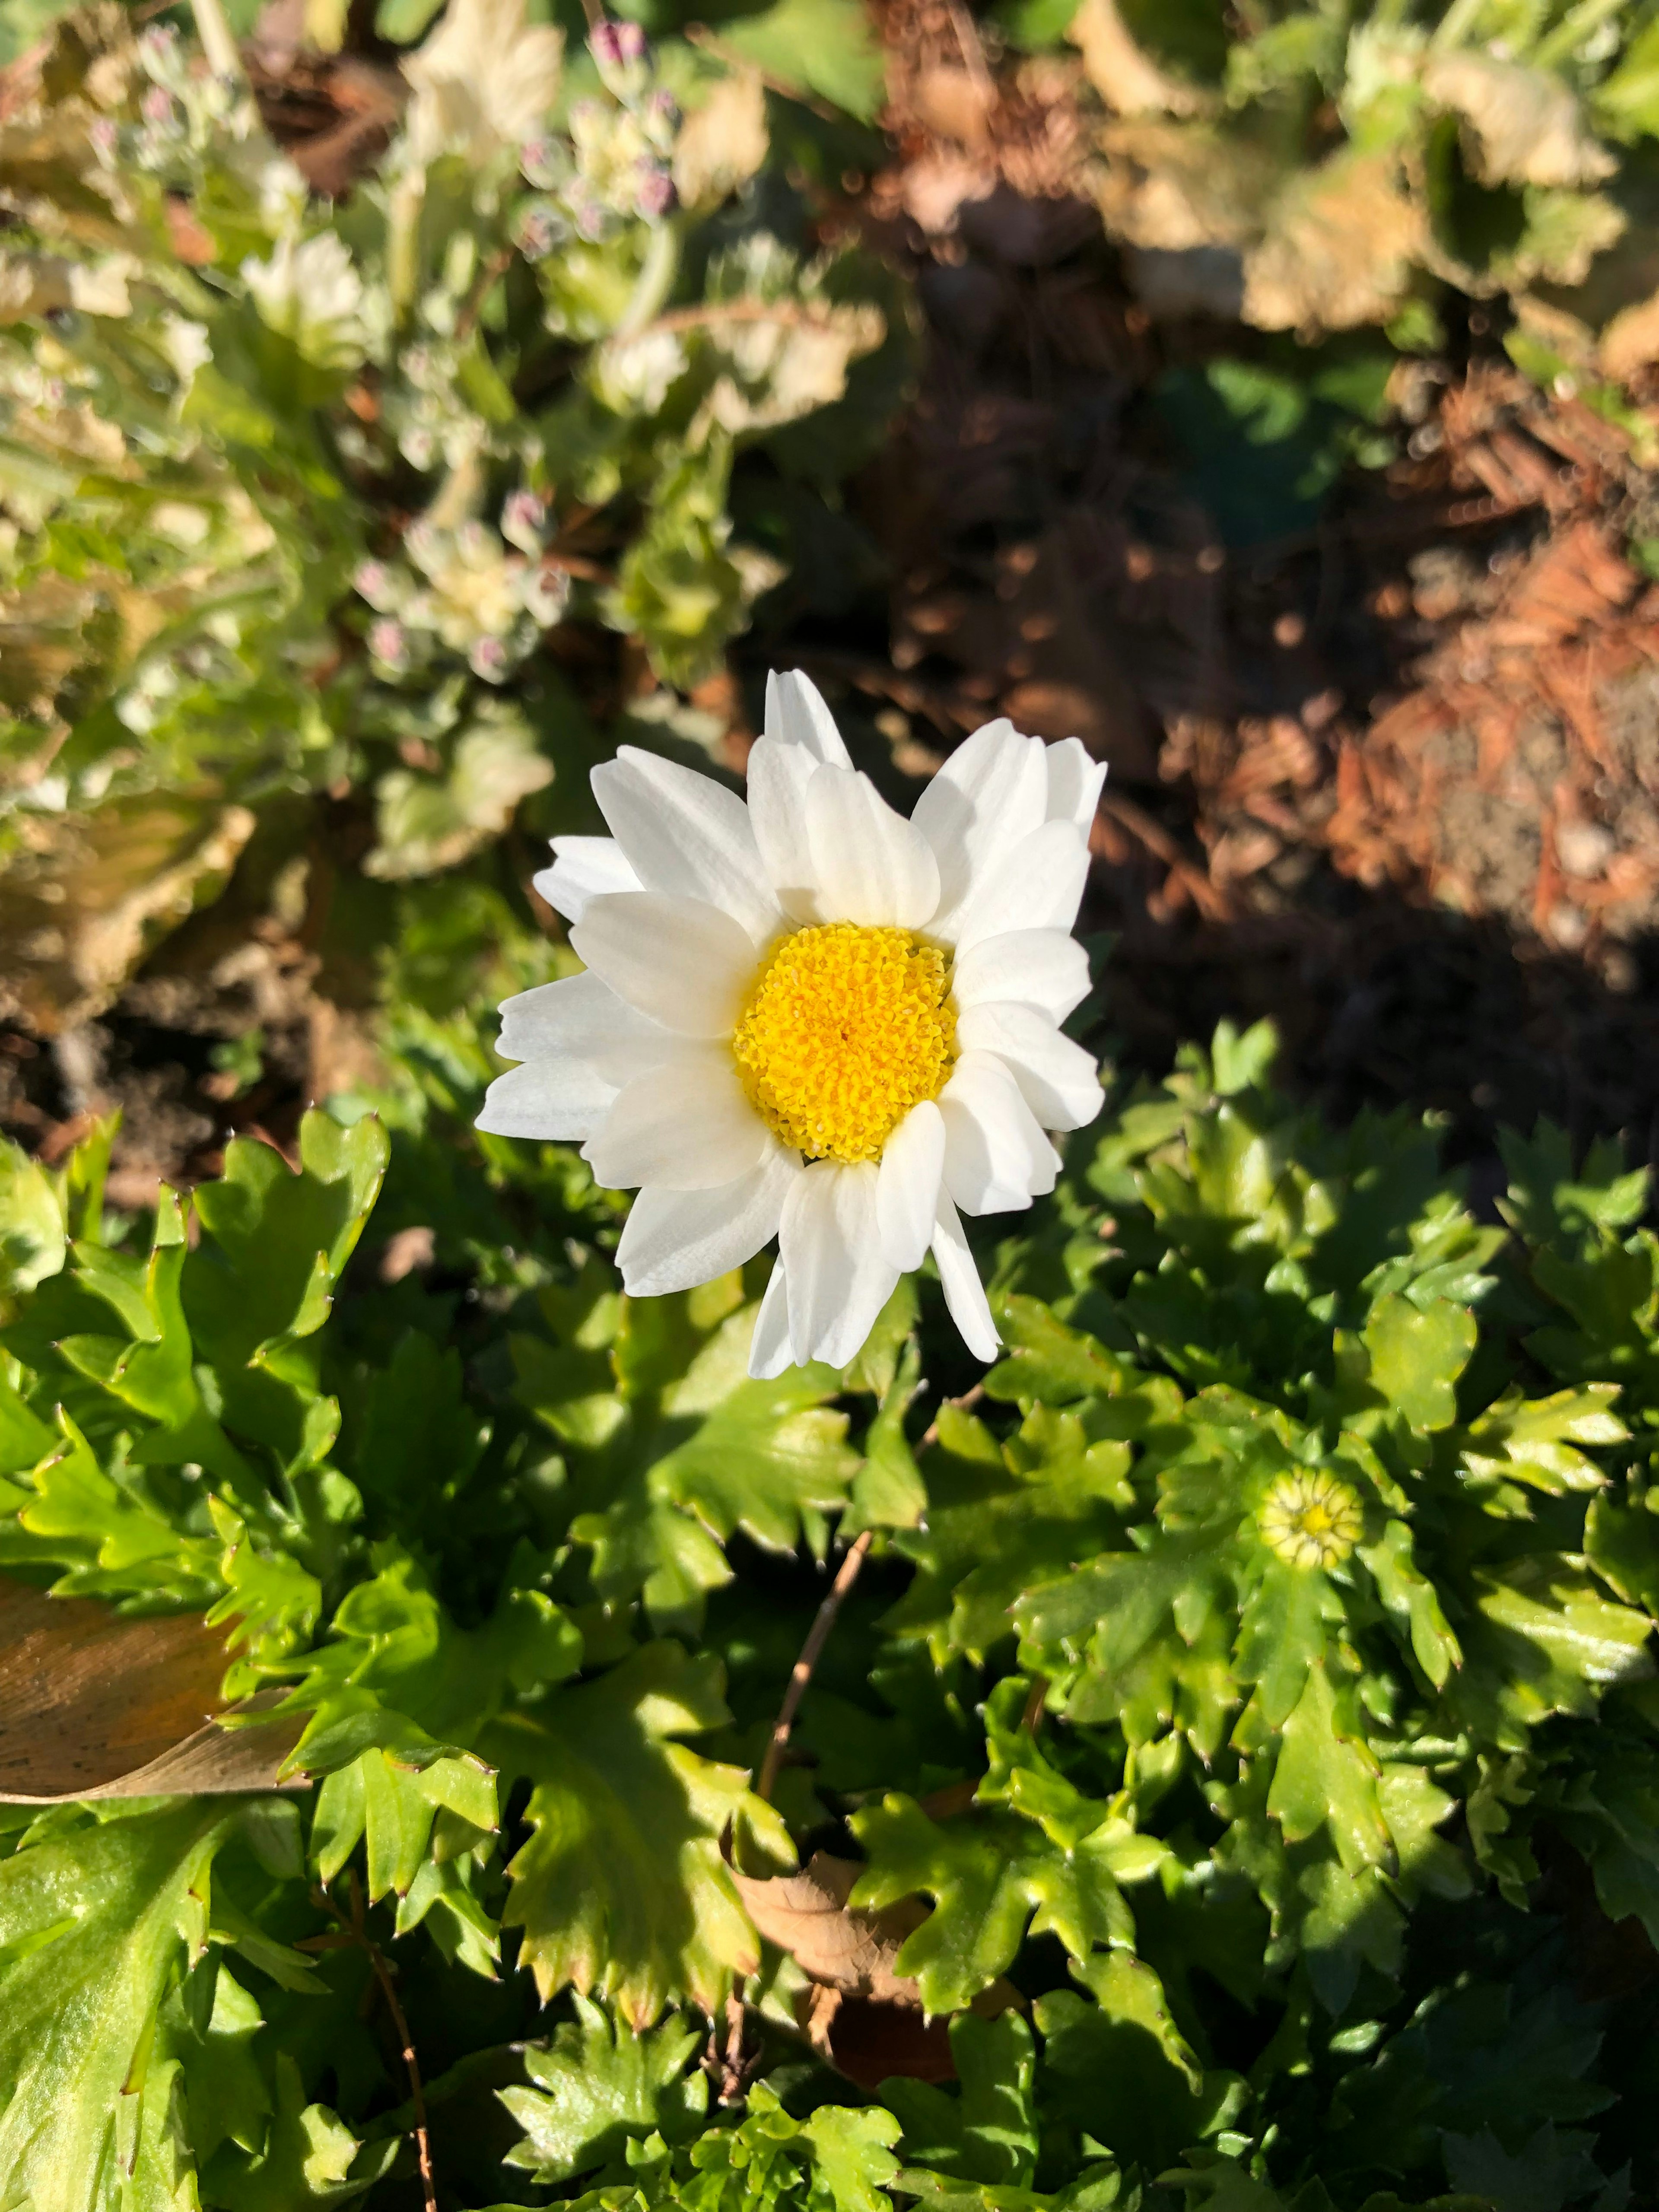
(584, 1046), (766, 1192)
(534, 836), (641, 924)
(618, 1142), (800, 1296)
(476, 1056), (615, 1140)
(931, 1190), (1000, 1362)
(956, 1003), (1103, 1132)
(953, 820), (1091, 955)
(876, 1099), (946, 1272)
(778, 1160), (902, 1369)
(569, 893), (758, 1038)
(951, 930), (1091, 1023)
(910, 718), (1048, 938)
(496, 970), (677, 1087)
(804, 764), (940, 929)
(745, 736), (822, 923)
(748, 1261), (794, 1379)
(765, 669), (851, 765)
(592, 747), (782, 946)
(1044, 737), (1107, 836)
(938, 1049), (1060, 1214)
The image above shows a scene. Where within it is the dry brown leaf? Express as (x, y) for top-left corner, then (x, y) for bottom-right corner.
(1599, 287), (1659, 382)
(1243, 149), (1424, 331)
(0, 798), (256, 1034)
(0, 1575), (301, 1802)
(672, 69), (768, 211)
(1422, 52), (1615, 191)
(731, 1849), (1020, 2083)
(1094, 118), (1266, 253)
(1068, 0), (1212, 118)
(732, 1850), (931, 2008)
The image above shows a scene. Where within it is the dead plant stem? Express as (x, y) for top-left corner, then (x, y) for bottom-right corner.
(308, 1876), (436, 2212)
(756, 1529), (874, 1803)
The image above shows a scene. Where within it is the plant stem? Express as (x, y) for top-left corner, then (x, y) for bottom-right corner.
(756, 1529), (874, 1803)
(313, 1878), (437, 2212)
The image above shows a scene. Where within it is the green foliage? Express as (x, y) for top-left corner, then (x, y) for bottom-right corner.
(0, 0), (906, 1023)
(0, 1011), (1657, 2207)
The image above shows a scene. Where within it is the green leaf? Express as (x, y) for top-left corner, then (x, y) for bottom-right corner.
(1356, 1518), (1461, 1689)
(1266, 1662), (1392, 1877)
(890, 1394), (1154, 1668)
(1499, 1123), (1650, 1251)
(487, 1640), (794, 2024)
(0, 1801), (254, 2210)
(500, 1993), (709, 2182)
(188, 1111), (389, 1368)
(1033, 1953), (1246, 2176)
(1585, 1489), (1659, 1614)
(1361, 1294), (1477, 1433)
(881, 2012), (1038, 2187)
(984, 1298), (1127, 1406)
(714, 0), (886, 119)
(1458, 1554), (1653, 1742)
(203, 2051), (396, 2209)
(520, 1282), (857, 1632)
(0, 1137), (65, 1297)
(281, 1547), (582, 1773)
(1458, 1386), (1624, 1496)
(848, 1792), (1141, 2013)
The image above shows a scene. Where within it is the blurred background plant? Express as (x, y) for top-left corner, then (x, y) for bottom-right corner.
(0, 0), (904, 1167)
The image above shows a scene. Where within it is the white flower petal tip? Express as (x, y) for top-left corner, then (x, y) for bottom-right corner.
(533, 835), (641, 923)
(764, 669), (851, 765)
(932, 1190), (1001, 1364)
(490, 673), (1100, 1362)
(592, 748), (782, 945)
(748, 1261), (795, 1379)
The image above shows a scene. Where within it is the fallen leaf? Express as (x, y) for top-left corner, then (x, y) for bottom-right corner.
(731, 1848), (1020, 2083)
(732, 1850), (931, 2009)
(0, 1575), (301, 1802)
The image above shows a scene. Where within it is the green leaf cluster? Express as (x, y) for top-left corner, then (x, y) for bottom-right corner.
(0, 1014), (1656, 2209)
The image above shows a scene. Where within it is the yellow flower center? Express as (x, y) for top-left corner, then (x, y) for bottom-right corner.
(1258, 1470), (1363, 1571)
(732, 923), (957, 1166)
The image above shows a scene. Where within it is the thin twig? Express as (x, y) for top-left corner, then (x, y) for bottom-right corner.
(307, 1877), (436, 2212)
(453, 246), (513, 347)
(756, 1529), (874, 1803)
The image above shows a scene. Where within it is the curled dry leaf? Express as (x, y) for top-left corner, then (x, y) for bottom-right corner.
(731, 1849), (1019, 2086)
(1422, 51), (1615, 191)
(0, 1575), (302, 1802)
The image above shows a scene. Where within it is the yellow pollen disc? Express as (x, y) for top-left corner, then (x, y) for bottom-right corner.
(1258, 1470), (1364, 1572)
(732, 923), (957, 1166)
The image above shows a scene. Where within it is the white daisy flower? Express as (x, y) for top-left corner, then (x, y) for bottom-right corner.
(479, 671), (1106, 1376)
